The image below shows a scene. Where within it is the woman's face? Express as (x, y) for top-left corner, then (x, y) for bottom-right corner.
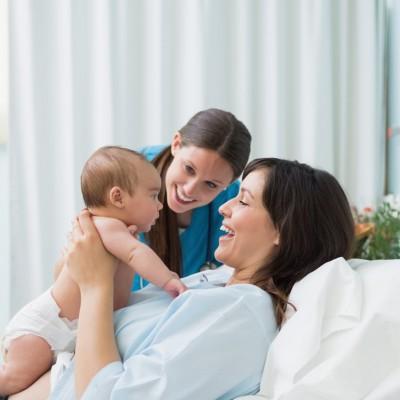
(215, 168), (280, 274)
(165, 133), (234, 213)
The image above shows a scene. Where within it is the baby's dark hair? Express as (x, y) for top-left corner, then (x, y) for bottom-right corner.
(81, 146), (146, 208)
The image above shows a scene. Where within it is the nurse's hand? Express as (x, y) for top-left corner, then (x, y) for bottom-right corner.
(66, 209), (117, 292)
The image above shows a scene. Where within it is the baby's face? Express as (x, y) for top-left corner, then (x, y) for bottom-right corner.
(122, 162), (163, 232)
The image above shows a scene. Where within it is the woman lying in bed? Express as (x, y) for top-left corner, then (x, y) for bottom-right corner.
(11, 158), (355, 400)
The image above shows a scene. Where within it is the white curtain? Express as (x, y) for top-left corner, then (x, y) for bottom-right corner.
(387, 0), (400, 193)
(0, 0), (9, 332)
(8, 0), (387, 316)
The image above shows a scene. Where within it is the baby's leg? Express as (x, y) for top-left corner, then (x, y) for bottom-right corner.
(8, 371), (50, 400)
(0, 335), (52, 396)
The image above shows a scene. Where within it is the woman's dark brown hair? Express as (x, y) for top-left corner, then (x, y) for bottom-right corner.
(243, 158), (355, 327)
(148, 108), (252, 275)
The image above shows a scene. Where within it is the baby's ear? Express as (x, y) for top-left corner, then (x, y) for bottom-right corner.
(109, 186), (124, 208)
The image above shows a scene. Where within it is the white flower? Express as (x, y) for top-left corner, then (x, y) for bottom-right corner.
(384, 194), (400, 210)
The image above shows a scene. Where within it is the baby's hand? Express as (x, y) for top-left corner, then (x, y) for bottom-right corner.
(163, 275), (187, 298)
(127, 225), (139, 238)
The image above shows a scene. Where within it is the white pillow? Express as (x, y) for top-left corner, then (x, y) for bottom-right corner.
(237, 258), (400, 400)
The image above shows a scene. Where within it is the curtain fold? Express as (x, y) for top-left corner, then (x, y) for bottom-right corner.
(9, 0), (387, 313)
(387, 0), (400, 194)
(0, 0), (9, 332)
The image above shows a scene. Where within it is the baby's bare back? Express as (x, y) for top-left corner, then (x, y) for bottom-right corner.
(51, 262), (134, 321)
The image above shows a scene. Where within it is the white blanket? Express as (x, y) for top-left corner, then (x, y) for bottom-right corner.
(237, 257), (400, 400)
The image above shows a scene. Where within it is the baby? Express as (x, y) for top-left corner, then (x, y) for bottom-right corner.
(0, 146), (187, 396)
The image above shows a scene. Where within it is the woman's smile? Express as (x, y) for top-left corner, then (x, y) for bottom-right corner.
(174, 184), (196, 205)
(219, 224), (235, 240)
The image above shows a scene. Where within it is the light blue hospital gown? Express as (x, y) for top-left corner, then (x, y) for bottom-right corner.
(50, 267), (277, 400)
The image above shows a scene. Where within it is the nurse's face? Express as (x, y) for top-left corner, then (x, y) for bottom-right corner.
(215, 168), (280, 274)
(165, 133), (234, 214)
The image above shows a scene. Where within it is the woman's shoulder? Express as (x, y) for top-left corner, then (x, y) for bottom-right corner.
(170, 284), (276, 339)
(223, 285), (277, 337)
(178, 283), (273, 316)
(221, 283), (274, 309)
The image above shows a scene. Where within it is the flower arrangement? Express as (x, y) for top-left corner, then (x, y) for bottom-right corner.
(353, 195), (400, 260)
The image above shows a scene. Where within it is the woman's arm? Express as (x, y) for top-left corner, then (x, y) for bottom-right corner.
(66, 211), (120, 398)
(76, 286), (118, 398)
(53, 255), (65, 280)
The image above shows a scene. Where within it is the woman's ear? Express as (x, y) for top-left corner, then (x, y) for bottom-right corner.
(273, 231), (280, 246)
(109, 186), (124, 208)
(171, 132), (182, 156)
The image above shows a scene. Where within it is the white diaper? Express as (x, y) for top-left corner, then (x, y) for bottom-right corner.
(1, 288), (77, 360)
(50, 351), (74, 390)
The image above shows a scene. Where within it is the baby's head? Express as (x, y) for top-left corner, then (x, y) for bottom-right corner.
(81, 146), (162, 232)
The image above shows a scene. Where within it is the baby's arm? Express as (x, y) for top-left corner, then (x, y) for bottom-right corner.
(93, 217), (186, 295)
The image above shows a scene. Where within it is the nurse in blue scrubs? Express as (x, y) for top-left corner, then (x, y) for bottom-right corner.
(133, 108), (252, 290)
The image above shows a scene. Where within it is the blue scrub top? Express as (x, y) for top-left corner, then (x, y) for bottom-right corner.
(132, 145), (240, 290)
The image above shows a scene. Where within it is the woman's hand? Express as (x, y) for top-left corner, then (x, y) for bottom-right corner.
(66, 210), (117, 292)
(63, 211), (121, 398)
